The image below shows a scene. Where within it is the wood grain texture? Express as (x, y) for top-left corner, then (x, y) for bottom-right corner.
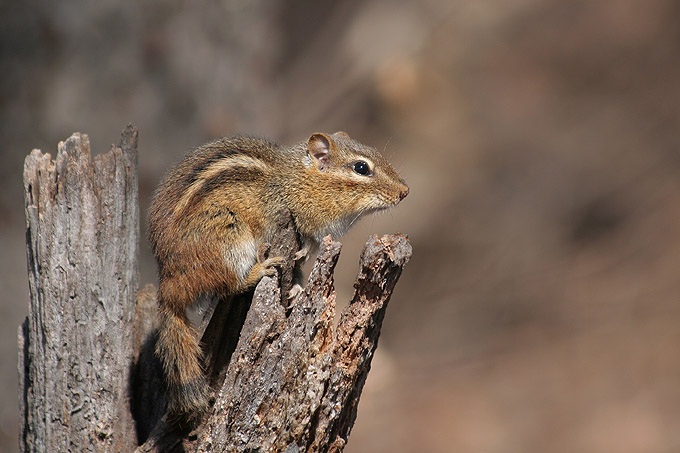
(19, 126), (139, 452)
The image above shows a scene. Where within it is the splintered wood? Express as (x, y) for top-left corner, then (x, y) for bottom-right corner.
(20, 126), (140, 452)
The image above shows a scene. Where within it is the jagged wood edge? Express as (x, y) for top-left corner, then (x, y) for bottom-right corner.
(20, 125), (140, 453)
(310, 234), (412, 451)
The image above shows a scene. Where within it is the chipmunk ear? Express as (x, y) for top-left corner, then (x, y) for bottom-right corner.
(308, 133), (333, 170)
(333, 131), (350, 139)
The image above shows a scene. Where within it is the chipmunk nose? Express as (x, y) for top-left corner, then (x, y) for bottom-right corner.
(399, 184), (409, 200)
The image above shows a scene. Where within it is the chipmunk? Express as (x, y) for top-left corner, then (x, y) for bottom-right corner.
(148, 131), (408, 422)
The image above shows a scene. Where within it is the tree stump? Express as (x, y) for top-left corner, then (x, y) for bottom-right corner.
(20, 126), (412, 452)
(20, 126), (140, 452)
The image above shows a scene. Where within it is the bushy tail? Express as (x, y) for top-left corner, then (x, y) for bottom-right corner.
(155, 300), (210, 424)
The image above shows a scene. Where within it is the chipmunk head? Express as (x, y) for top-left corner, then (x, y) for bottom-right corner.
(293, 131), (408, 241)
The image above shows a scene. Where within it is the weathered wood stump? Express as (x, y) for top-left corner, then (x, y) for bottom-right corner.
(20, 126), (139, 452)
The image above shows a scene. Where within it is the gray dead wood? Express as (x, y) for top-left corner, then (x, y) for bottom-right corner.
(19, 126), (140, 452)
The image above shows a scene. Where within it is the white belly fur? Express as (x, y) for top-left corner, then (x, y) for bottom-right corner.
(222, 236), (258, 284)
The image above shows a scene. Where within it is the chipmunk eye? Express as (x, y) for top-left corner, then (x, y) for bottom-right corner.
(352, 160), (371, 176)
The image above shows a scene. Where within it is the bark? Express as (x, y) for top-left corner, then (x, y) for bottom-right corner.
(136, 233), (412, 453)
(20, 126), (412, 453)
(19, 125), (140, 452)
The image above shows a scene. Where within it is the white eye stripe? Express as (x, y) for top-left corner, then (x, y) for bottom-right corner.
(351, 157), (375, 174)
(359, 157), (375, 171)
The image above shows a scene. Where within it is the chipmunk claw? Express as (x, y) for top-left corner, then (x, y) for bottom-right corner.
(260, 256), (286, 276)
(242, 245), (286, 289)
(256, 242), (285, 274)
(287, 283), (304, 300)
(293, 246), (310, 261)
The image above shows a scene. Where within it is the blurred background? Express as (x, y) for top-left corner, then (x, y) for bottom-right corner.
(2, 0), (680, 451)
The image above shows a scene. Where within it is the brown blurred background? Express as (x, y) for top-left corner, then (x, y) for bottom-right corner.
(2, 0), (680, 451)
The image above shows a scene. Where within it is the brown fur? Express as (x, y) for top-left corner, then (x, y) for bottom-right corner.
(148, 132), (408, 421)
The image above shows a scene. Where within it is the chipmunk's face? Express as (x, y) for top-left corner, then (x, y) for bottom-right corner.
(299, 131), (408, 240)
